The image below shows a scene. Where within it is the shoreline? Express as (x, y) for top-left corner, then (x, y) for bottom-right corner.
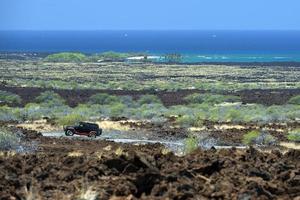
(1, 52), (300, 66)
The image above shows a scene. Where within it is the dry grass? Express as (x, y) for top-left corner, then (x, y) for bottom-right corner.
(0, 151), (16, 157)
(114, 147), (124, 156)
(15, 119), (132, 133)
(97, 120), (131, 131)
(77, 187), (98, 200)
(280, 142), (300, 150)
(2, 61), (299, 91)
(68, 151), (83, 157)
(103, 145), (112, 151)
(188, 127), (206, 132)
(214, 124), (247, 130)
(24, 186), (42, 200)
(94, 151), (103, 160)
(161, 148), (171, 155)
(16, 119), (61, 132)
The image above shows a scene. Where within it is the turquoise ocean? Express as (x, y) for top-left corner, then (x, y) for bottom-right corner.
(1, 30), (300, 62)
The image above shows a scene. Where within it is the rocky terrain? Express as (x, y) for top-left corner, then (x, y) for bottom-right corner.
(0, 128), (299, 200)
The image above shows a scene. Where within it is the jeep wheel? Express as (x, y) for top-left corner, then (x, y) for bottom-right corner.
(66, 130), (74, 136)
(89, 132), (97, 138)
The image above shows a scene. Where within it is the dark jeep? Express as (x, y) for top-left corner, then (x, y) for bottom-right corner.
(64, 122), (102, 138)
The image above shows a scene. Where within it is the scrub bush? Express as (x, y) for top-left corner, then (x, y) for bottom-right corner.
(135, 103), (167, 119)
(109, 103), (126, 118)
(176, 115), (196, 127)
(224, 108), (242, 123)
(184, 135), (199, 154)
(44, 52), (87, 62)
(35, 91), (65, 106)
(0, 128), (20, 151)
(288, 95), (300, 105)
(89, 93), (119, 105)
(242, 130), (276, 145)
(0, 106), (22, 122)
(185, 93), (241, 104)
(57, 114), (86, 126)
(0, 90), (22, 105)
(242, 130), (260, 145)
(287, 129), (300, 142)
(137, 95), (162, 105)
(119, 96), (135, 107)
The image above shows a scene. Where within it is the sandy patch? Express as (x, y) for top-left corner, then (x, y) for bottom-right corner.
(280, 142), (300, 150)
(15, 119), (133, 132)
(96, 120), (132, 131)
(188, 127), (206, 132)
(214, 124), (246, 130)
(264, 127), (285, 132)
(16, 119), (61, 132)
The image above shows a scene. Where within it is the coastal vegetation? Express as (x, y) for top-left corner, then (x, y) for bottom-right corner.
(0, 91), (299, 129)
(57, 113), (86, 126)
(1, 60), (299, 91)
(98, 51), (130, 61)
(288, 95), (300, 105)
(184, 135), (199, 154)
(184, 93), (241, 104)
(44, 52), (87, 62)
(35, 91), (66, 106)
(0, 128), (19, 151)
(242, 130), (276, 145)
(0, 59), (299, 151)
(0, 90), (22, 105)
(44, 51), (145, 63)
(287, 129), (300, 142)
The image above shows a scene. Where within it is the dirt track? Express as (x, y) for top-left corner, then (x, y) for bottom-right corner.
(0, 129), (300, 200)
(1, 85), (300, 107)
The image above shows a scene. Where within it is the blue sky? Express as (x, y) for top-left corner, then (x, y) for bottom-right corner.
(0, 0), (299, 30)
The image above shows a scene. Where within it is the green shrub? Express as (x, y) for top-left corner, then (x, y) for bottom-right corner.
(166, 105), (194, 117)
(35, 91), (65, 106)
(242, 130), (276, 145)
(176, 115), (195, 127)
(137, 95), (162, 105)
(224, 108), (242, 123)
(287, 129), (300, 142)
(100, 51), (129, 60)
(23, 102), (71, 121)
(288, 95), (300, 105)
(0, 90), (22, 105)
(184, 94), (204, 104)
(89, 93), (120, 105)
(286, 106), (300, 121)
(57, 114), (86, 126)
(131, 103), (166, 120)
(72, 104), (96, 118)
(44, 52), (87, 62)
(194, 112), (205, 127)
(184, 93), (241, 105)
(262, 134), (277, 145)
(109, 103), (126, 117)
(0, 128), (20, 151)
(242, 130), (260, 145)
(0, 106), (24, 122)
(23, 103), (46, 120)
(184, 135), (199, 154)
(119, 96), (135, 107)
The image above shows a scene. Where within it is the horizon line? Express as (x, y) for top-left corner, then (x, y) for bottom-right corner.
(1, 29), (300, 32)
